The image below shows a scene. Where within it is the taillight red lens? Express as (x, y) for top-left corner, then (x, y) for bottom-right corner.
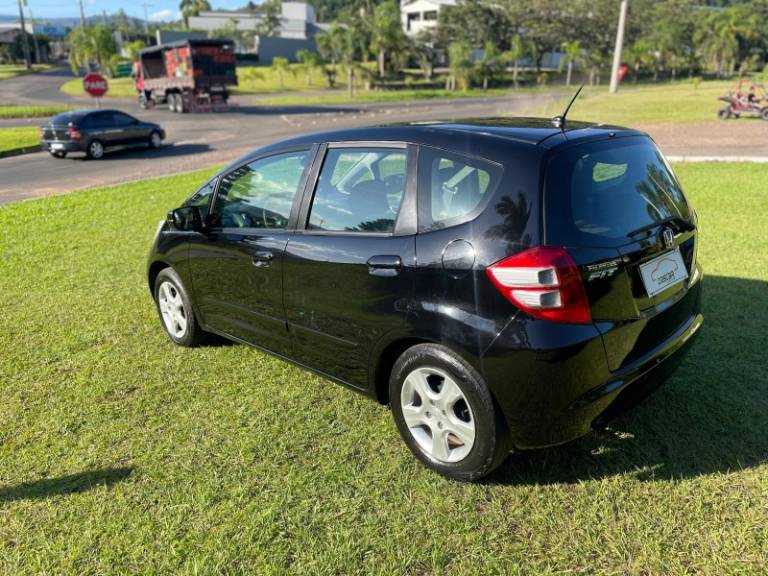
(67, 126), (81, 140)
(39, 127), (45, 139)
(486, 246), (592, 324)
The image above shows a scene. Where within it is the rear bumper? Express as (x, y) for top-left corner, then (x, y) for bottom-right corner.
(42, 139), (85, 152)
(481, 310), (703, 450)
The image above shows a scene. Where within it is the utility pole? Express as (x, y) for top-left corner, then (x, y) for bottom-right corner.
(142, 3), (151, 34)
(16, 0), (32, 69)
(609, 0), (628, 93)
(78, 0), (86, 27)
(29, 8), (41, 63)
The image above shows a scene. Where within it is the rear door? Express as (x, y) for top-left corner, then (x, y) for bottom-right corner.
(544, 136), (701, 370)
(187, 147), (314, 356)
(283, 143), (417, 388)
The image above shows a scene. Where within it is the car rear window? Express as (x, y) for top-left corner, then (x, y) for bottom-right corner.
(544, 136), (692, 247)
(51, 111), (87, 125)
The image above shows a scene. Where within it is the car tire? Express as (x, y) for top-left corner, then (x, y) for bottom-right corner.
(389, 343), (511, 481)
(153, 267), (204, 347)
(761, 108), (768, 121)
(177, 93), (187, 114)
(718, 108), (731, 120)
(86, 139), (104, 160)
(149, 130), (163, 149)
(167, 93), (178, 113)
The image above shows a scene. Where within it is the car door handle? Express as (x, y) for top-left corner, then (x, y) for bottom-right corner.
(252, 250), (274, 267)
(367, 255), (402, 277)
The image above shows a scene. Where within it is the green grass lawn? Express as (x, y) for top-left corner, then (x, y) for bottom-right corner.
(1, 163), (766, 574)
(0, 63), (53, 80)
(537, 79), (742, 125)
(0, 104), (74, 119)
(0, 126), (40, 154)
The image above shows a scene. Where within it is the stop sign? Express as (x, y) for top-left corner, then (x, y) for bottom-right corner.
(83, 72), (108, 98)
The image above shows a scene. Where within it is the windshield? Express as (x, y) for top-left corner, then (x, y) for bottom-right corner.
(544, 137), (692, 247)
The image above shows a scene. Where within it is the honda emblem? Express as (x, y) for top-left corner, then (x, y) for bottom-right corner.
(662, 228), (674, 250)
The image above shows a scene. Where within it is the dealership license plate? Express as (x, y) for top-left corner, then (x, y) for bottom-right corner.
(51, 142), (65, 150)
(639, 247), (688, 297)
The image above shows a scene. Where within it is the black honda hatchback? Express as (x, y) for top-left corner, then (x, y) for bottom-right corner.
(147, 118), (703, 481)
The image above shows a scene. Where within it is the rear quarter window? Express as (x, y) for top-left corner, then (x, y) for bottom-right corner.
(417, 146), (503, 231)
(544, 137), (692, 247)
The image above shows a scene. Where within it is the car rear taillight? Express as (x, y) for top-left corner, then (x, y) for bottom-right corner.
(486, 246), (591, 324)
(39, 127), (46, 139)
(67, 126), (81, 140)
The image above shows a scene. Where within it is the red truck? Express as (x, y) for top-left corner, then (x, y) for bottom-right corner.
(133, 39), (238, 113)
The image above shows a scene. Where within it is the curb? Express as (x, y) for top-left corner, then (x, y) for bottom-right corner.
(0, 145), (42, 159)
(667, 155), (768, 163)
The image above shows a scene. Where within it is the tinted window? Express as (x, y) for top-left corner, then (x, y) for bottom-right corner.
(213, 151), (309, 229)
(110, 112), (135, 126)
(545, 137), (692, 247)
(185, 178), (217, 220)
(418, 147), (502, 229)
(51, 111), (88, 125)
(308, 147), (406, 233)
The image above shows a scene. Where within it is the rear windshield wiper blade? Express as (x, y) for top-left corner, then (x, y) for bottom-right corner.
(627, 216), (695, 238)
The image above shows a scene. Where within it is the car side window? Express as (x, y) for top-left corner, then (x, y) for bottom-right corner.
(419, 147), (502, 229)
(110, 112), (135, 126)
(185, 178), (217, 221)
(212, 150), (310, 229)
(308, 147), (407, 233)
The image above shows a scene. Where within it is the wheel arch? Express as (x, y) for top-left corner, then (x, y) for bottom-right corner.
(147, 260), (171, 294)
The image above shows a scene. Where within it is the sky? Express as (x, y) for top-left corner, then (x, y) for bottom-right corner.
(0, 0), (246, 23)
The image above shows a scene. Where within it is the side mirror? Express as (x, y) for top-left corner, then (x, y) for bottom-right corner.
(167, 206), (203, 232)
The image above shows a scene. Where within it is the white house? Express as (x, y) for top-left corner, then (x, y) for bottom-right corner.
(400, 0), (456, 36)
(188, 2), (323, 40)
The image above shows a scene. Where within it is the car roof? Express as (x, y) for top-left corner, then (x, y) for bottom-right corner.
(249, 117), (647, 159)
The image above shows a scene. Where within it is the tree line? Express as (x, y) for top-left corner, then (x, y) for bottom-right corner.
(310, 0), (768, 91)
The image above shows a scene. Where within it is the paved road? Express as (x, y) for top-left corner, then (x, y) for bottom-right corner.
(0, 67), (562, 203)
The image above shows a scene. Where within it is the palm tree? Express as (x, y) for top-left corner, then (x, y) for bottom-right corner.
(474, 42), (503, 91)
(559, 40), (583, 87)
(295, 48), (320, 86)
(270, 57), (290, 90)
(370, 0), (404, 78)
(180, 0), (211, 30)
(447, 40), (473, 91)
(317, 24), (345, 88)
(67, 25), (118, 76)
(504, 34), (526, 88)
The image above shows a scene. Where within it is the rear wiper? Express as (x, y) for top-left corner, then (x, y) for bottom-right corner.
(627, 216), (695, 238)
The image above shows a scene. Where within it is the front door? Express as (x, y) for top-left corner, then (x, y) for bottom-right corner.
(188, 148), (313, 356)
(283, 144), (416, 388)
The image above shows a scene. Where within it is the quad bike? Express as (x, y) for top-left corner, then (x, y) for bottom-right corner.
(718, 79), (768, 120)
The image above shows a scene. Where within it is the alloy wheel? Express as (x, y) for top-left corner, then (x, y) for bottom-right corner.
(399, 366), (476, 463)
(89, 141), (104, 159)
(157, 281), (188, 339)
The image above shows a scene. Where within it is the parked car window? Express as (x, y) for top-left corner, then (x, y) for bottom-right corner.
(87, 111), (110, 126)
(212, 150), (310, 229)
(185, 178), (217, 221)
(419, 147), (502, 228)
(308, 147), (407, 233)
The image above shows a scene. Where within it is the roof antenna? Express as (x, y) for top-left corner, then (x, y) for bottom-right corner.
(552, 84), (584, 130)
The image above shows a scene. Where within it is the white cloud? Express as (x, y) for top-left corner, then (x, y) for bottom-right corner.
(149, 9), (178, 21)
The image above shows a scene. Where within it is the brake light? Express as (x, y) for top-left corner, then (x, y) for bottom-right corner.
(67, 126), (81, 140)
(486, 246), (591, 324)
(39, 127), (45, 139)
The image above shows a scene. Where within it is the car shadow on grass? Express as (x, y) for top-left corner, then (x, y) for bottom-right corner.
(486, 275), (768, 485)
(0, 467), (133, 502)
